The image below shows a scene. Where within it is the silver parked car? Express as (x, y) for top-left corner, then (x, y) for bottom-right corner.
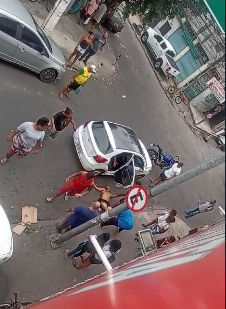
(0, 0), (66, 82)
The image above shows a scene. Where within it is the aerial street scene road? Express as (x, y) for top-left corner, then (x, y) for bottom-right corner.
(0, 0), (225, 308)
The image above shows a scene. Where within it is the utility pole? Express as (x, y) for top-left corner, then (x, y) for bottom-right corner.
(50, 153), (225, 248)
(42, 0), (72, 35)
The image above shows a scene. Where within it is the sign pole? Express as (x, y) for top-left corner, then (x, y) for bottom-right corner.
(52, 153), (225, 246)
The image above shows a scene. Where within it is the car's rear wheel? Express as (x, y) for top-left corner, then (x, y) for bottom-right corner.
(154, 58), (163, 69)
(141, 32), (148, 43)
(148, 149), (158, 163)
(39, 68), (57, 83)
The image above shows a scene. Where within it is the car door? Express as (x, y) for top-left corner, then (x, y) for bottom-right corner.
(14, 24), (49, 72)
(0, 14), (19, 62)
(133, 155), (145, 174)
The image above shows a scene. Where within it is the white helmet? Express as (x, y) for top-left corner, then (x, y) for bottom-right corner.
(89, 64), (97, 73)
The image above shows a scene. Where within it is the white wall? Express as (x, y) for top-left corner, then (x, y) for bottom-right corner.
(153, 17), (181, 39)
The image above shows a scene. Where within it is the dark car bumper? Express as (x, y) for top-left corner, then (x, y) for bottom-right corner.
(105, 19), (124, 33)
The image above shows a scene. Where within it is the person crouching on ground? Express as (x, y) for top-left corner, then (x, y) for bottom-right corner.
(59, 64), (96, 100)
(55, 201), (100, 233)
(73, 239), (122, 269)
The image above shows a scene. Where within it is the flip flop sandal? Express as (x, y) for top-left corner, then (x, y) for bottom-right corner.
(59, 94), (64, 100)
(0, 159), (7, 165)
(46, 197), (53, 202)
(64, 194), (70, 201)
(72, 261), (80, 269)
(65, 94), (70, 99)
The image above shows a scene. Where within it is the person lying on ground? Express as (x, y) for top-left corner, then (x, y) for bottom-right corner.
(94, 184), (118, 211)
(55, 201), (100, 233)
(45, 107), (76, 139)
(47, 170), (103, 202)
(73, 239), (122, 269)
(156, 235), (176, 248)
(67, 32), (94, 68)
(142, 209), (177, 228)
(149, 215), (175, 235)
(185, 199), (217, 218)
(178, 225), (211, 240)
(149, 162), (184, 187)
(59, 64), (96, 100)
(65, 232), (110, 258)
(100, 209), (134, 232)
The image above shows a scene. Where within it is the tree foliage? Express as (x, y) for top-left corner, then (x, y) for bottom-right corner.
(123, 0), (208, 24)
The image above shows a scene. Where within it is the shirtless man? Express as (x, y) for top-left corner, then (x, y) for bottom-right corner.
(94, 185), (117, 212)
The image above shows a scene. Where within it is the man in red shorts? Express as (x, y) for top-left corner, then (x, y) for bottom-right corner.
(46, 170), (103, 202)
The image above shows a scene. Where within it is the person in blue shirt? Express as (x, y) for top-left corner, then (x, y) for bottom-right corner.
(100, 209), (134, 232)
(55, 201), (100, 233)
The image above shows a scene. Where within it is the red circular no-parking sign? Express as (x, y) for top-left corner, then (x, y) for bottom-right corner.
(126, 185), (148, 212)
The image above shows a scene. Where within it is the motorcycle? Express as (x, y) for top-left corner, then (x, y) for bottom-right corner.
(148, 143), (179, 169)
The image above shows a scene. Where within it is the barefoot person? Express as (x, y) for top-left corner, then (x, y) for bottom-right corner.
(94, 185), (118, 211)
(46, 170), (103, 202)
(59, 64), (96, 100)
(67, 32), (94, 68)
(1, 117), (49, 165)
(45, 107), (76, 139)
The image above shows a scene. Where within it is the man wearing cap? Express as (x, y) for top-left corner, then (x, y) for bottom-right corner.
(59, 64), (96, 100)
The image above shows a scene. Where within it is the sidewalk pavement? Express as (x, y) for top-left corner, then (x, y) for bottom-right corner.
(2, 208), (190, 303)
(20, 0), (117, 81)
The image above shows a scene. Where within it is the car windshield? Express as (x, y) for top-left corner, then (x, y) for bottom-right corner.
(108, 122), (142, 154)
(92, 121), (113, 155)
(32, 18), (52, 53)
(165, 49), (176, 58)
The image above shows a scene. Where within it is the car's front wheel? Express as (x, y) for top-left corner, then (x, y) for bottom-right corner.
(39, 68), (57, 83)
(154, 58), (163, 69)
(141, 32), (148, 43)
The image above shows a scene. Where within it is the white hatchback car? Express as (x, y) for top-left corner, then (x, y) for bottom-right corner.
(0, 205), (13, 265)
(73, 120), (152, 180)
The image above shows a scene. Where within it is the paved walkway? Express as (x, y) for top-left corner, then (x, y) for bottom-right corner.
(20, 0), (117, 80)
(2, 209), (190, 302)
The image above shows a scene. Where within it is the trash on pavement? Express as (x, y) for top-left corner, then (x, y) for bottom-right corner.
(12, 223), (26, 236)
(12, 206), (38, 236)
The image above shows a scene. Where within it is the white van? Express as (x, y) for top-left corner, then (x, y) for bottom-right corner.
(0, 205), (13, 265)
(141, 27), (180, 78)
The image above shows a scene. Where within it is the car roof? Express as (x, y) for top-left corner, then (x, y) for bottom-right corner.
(147, 27), (176, 54)
(0, 0), (36, 30)
(106, 121), (143, 154)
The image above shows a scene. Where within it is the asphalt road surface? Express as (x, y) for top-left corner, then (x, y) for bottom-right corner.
(0, 23), (224, 229)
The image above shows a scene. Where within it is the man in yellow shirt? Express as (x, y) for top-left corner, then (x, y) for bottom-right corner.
(59, 64), (96, 100)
